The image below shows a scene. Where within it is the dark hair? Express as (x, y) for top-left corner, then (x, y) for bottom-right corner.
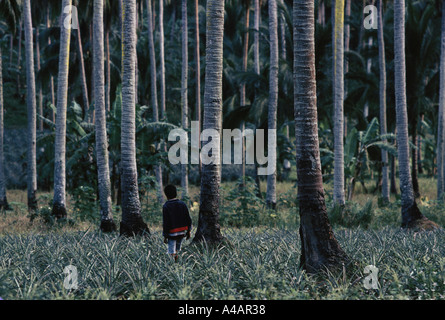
(164, 184), (177, 200)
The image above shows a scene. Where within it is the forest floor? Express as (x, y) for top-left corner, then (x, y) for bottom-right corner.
(0, 177), (444, 300)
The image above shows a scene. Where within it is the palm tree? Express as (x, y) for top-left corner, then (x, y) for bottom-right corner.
(73, 0), (90, 122)
(333, 0), (345, 205)
(0, 47), (9, 211)
(393, 0), (438, 230)
(181, 0), (189, 199)
(23, 0), (37, 212)
(0, 0), (20, 211)
(266, 0), (278, 209)
(293, 0), (348, 273)
(239, 0), (250, 188)
(193, 0), (225, 244)
(378, 0), (389, 203)
(193, 0), (201, 174)
(52, 0), (72, 219)
(437, 0), (445, 200)
(159, 0), (166, 121)
(93, 0), (116, 232)
(146, 0), (164, 204)
(120, 0), (150, 236)
(253, 0), (260, 75)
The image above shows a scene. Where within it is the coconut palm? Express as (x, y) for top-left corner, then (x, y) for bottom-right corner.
(193, 0), (201, 174)
(438, 0), (445, 199)
(0, 47), (8, 211)
(120, 0), (149, 236)
(52, 0), (72, 219)
(23, 0), (37, 212)
(193, 0), (225, 244)
(293, 0), (348, 273)
(378, 0), (389, 203)
(393, 0), (438, 230)
(266, 0), (278, 209)
(0, 0), (20, 211)
(181, 0), (189, 199)
(93, 0), (116, 232)
(333, 0), (345, 205)
(159, 0), (166, 120)
(145, 0), (164, 204)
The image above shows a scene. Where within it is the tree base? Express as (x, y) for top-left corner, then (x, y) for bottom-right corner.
(119, 217), (150, 237)
(404, 216), (441, 231)
(100, 219), (117, 233)
(52, 202), (67, 219)
(0, 199), (12, 211)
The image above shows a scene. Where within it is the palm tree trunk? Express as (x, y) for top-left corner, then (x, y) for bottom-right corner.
(159, 0), (166, 121)
(378, 0), (389, 203)
(333, 0), (345, 205)
(52, 0), (72, 219)
(294, 0), (348, 273)
(254, 0), (260, 76)
(75, 25), (90, 122)
(393, 0), (433, 229)
(105, 28), (111, 112)
(36, 26), (43, 132)
(23, 0), (37, 212)
(193, 0), (225, 244)
(94, 0), (116, 232)
(266, 0), (278, 209)
(437, 0), (445, 199)
(0, 47), (9, 210)
(16, 16), (22, 95)
(194, 0), (201, 175)
(120, 0), (150, 236)
(47, 7), (56, 123)
(240, 1), (250, 188)
(181, 0), (189, 199)
(146, 0), (164, 204)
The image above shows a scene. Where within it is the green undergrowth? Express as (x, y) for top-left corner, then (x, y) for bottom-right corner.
(0, 227), (443, 300)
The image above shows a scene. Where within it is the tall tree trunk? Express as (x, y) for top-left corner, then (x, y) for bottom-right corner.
(266, 0), (278, 209)
(105, 28), (111, 112)
(16, 16), (22, 95)
(47, 6), (56, 123)
(437, 0), (445, 199)
(36, 26), (43, 131)
(75, 25), (90, 122)
(181, 0), (189, 199)
(294, 0), (348, 273)
(193, 0), (225, 244)
(394, 0), (436, 229)
(194, 0), (201, 175)
(94, 0), (116, 232)
(24, 0), (37, 212)
(254, 0), (260, 76)
(333, 0), (345, 205)
(146, 0), (164, 204)
(240, 1), (250, 188)
(52, 0), (72, 219)
(378, 0), (389, 203)
(0, 48), (9, 210)
(120, 0), (150, 237)
(411, 118), (420, 198)
(159, 0), (166, 120)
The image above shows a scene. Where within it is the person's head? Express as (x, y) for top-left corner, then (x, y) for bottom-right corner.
(164, 184), (177, 200)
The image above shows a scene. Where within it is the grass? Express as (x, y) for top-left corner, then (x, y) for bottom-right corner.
(0, 177), (444, 300)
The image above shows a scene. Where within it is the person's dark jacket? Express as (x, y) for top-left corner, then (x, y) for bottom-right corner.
(162, 199), (192, 240)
